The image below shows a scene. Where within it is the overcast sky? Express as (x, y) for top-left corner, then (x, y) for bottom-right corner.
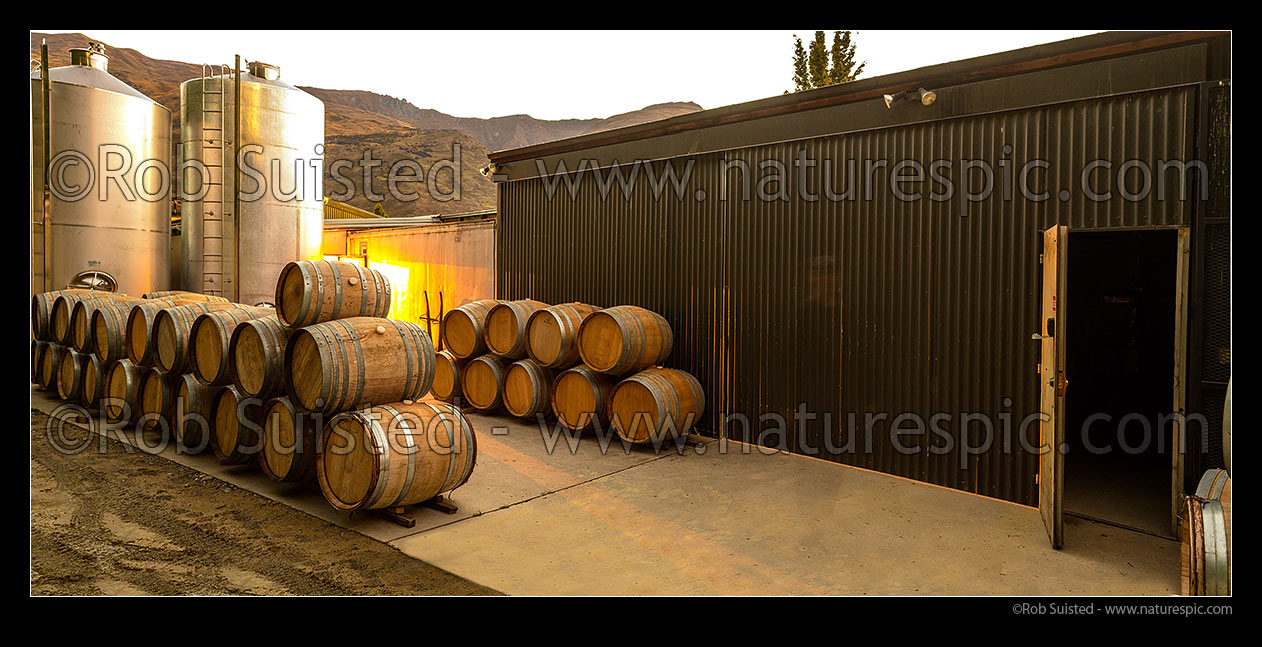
(42, 30), (1100, 120)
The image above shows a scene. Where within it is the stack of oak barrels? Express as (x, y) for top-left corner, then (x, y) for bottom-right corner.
(1181, 468), (1231, 596)
(31, 258), (477, 516)
(436, 298), (705, 445)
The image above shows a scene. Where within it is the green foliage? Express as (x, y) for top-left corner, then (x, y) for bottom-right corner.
(789, 30), (866, 92)
(373, 202), (388, 217)
(791, 36), (810, 93)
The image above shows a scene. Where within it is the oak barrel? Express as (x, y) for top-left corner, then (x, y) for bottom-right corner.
(1181, 471), (1233, 596)
(32, 340), (49, 384)
(71, 296), (145, 353)
(577, 305), (674, 375)
(52, 291), (130, 345)
(229, 315), (292, 399)
(275, 259), (391, 328)
(80, 353), (107, 410)
(153, 302), (255, 373)
(431, 350), (466, 403)
(104, 359), (144, 425)
(210, 385), (264, 464)
(609, 367), (704, 444)
(37, 343), (67, 391)
(33, 289), (91, 341)
(92, 300), (140, 363)
(441, 299), (500, 359)
(56, 349), (86, 402)
(503, 359), (554, 419)
(551, 366), (615, 430)
(174, 374), (216, 453)
(484, 299), (548, 359)
(284, 317), (435, 414)
(125, 298), (202, 366)
(461, 353), (509, 412)
(142, 290), (229, 302)
(526, 302), (597, 369)
(259, 397), (320, 483)
(139, 368), (181, 433)
(189, 306), (275, 386)
(317, 400), (477, 511)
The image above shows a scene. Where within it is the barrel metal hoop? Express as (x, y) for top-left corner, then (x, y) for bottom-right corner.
(378, 268), (392, 317)
(1201, 499), (1229, 595)
(294, 263), (315, 328)
(623, 308), (648, 374)
(351, 263), (369, 317)
(381, 404), (418, 509)
(329, 261), (344, 323)
(364, 412), (393, 509)
(392, 319), (416, 399)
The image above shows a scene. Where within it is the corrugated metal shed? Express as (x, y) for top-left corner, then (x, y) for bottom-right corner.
(489, 31), (1229, 506)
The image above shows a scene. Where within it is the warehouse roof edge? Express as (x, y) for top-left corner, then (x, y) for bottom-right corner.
(487, 30), (1228, 175)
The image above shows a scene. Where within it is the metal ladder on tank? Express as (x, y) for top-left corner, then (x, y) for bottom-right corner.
(199, 64), (231, 297)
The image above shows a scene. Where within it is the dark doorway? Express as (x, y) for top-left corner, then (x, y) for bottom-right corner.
(1064, 229), (1177, 537)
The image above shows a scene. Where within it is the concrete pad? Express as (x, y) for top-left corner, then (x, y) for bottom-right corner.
(34, 388), (1178, 595)
(31, 390), (686, 542)
(390, 441), (1180, 595)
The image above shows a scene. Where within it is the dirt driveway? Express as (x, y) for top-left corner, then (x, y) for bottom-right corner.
(30, 410), (499, 596)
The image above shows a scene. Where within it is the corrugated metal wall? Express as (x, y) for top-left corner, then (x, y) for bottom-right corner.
(497, 86), (1196, 506)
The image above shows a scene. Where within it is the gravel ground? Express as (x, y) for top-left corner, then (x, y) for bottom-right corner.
(30, 409), (500, 596)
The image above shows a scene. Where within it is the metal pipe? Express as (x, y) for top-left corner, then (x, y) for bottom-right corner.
(40, 41), (51, 292)
(233, 55), (242, 302)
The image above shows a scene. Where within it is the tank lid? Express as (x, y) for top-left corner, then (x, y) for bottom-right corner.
(68, 43), (109, 71)
(247, 61), (280, 80)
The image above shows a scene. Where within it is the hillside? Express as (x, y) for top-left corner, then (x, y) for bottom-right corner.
(29, 32), (703, 216)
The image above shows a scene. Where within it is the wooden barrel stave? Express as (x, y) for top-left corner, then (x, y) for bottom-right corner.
(317, 400), (477, 511)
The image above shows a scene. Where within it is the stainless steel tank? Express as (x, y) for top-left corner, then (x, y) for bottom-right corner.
(30, 44), (173, 295)
(180, 61), (324, 306)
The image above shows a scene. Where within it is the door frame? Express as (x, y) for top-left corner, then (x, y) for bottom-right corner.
(1050, 224), (1191, 541)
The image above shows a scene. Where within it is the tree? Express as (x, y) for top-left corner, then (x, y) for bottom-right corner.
(791, 36), (810, 92)
(373, 202), (388, 217)
(808, 31), (829, 89)
(829, 30), (865, 84)
(789, 30), (866, 91)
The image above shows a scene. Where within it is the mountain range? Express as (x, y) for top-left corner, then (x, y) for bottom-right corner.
(29, 32), (702, 216)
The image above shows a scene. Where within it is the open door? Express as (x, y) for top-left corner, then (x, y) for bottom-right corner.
(1039, 225), (1068, 548)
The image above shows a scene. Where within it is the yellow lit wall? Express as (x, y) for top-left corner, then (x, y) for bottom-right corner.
(323, 220), (496, 342)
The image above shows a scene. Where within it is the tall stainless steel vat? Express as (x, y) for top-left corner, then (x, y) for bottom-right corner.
(30, 44), (173, 295)
(180, 61), (324, 306)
